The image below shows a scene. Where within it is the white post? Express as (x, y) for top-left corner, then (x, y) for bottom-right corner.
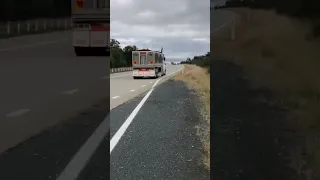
(35, 20), (38, 32)
(17, 21), (20, 34)
(6, 22), (10, 35)
(27, 22), (30, 32)
(44, 20), (46, 30)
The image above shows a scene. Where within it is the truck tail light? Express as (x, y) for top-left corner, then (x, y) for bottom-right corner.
(150, 60), (154, 64)
(133, 61), (136, 64)
(76, 0), (84, 8)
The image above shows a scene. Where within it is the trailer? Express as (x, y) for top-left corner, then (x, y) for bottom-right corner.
(132, 49), (167, 79)
(71, 0), (110, 56)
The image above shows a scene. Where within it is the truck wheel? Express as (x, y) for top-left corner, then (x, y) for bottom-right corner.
(133, 76), (138, 79)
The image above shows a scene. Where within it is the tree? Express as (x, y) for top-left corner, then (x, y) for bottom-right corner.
(110, 39), (139, 68)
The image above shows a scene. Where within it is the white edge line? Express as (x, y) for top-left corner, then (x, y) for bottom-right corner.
(56, 116), (109, 180)
(112, 96), (120, 99)
(152, 66), (183, 88)
(111, 66), (183, 152)
(56, 66), (183, 180)
(110, 88), (154, 153)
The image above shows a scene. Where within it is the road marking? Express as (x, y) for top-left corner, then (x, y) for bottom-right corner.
(129, 89), (135, 92)
(101, 73), (132, 80)
(110, 73), (132, 78)
(111, 67), (183, 153)
(149, 81), (153, 83)
(56, 116), (110, 180)
(56, 66), (183, 180)
(100, 76), (109, 79)
(6, 109), (30, 117)
(112, 96), (120, 99)
(0, 39), (68, 52)
(62, 89), (79, 95)
(141, 85), (146, 87)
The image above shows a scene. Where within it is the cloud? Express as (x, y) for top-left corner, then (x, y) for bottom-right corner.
(111, 0), (210, 61)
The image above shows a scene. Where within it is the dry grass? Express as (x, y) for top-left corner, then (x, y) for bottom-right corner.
(174, 65), (210, 170)
(214, 8), (320, 179)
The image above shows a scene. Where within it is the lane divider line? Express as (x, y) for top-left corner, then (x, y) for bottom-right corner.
(110, 73), (132, 78)
(112, 96), (120, 99)
(141, 85), (146, 87)
(62, 89), (79, 95)
(100, 76), (109, 80)
(6, 109), (30, 118)
(129, 90), (135, 92)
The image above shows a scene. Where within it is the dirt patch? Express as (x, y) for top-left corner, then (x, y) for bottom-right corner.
(214, 8), (320, 179)
(174, 65), (210, 170)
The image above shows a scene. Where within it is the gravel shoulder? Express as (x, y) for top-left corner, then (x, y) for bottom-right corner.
(107, 80), (209, 180)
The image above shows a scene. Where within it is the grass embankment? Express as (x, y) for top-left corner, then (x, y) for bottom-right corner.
(174, 65), (210, 170)
(215, 8), (320, 178)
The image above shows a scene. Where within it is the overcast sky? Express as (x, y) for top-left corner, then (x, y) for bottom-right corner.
(111, 0), (210, 61)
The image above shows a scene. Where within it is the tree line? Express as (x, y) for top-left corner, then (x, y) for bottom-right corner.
(180, 52), (211, 72)
(0, 0), (71, 21)
(110, 39), (138, 68)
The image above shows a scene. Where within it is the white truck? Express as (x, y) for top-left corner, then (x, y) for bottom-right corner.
(132, 49), (167, 79)
(71, 0), (110, 56)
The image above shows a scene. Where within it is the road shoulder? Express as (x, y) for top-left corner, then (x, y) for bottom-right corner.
(109, 80), (209, 180)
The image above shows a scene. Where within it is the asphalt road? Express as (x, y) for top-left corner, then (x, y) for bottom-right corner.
(110, 65), (182, 109)
(0, 30), (181, 154)
(0, 31), (109, 154)
(0, 30), (193, 179)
